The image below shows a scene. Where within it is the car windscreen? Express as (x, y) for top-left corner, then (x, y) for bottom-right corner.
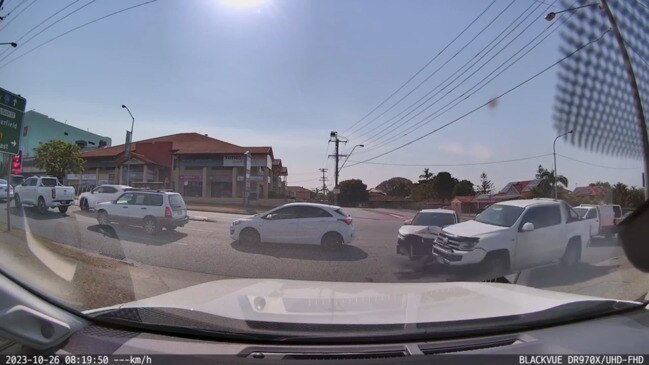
(41, 178), (57, 187)
(573, 207), (589, 218)
(412, 212), (456, 226)
(475, 204), (525, 227)
(168, 194), (186, 209)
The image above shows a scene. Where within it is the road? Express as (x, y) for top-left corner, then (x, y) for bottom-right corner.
(0, 204), (644, 308)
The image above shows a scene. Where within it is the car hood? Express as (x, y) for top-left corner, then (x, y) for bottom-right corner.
(398, 225), (429, 236)
(86, 278), (619, 326)
(443, 220), (509, 237)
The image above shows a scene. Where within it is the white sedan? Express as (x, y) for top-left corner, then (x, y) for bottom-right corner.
(0, 179), (14, 202)
(230, 203), (354, 249)
(78, 185), (133, 211)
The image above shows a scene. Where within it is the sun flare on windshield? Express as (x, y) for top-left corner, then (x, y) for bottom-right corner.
(219, 0), (268, 8)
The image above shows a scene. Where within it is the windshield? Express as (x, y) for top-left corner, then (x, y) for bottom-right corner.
(0, 0), (647, 343)
(412, 212), (456, 227)
(475, 204), (525, 227)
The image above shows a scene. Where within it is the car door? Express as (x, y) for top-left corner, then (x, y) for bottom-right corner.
(514, 205), (563, 269)
(293, 206), (333, 244)
(87, 186), (104, 208)
(112, 193), (137, 222)
(21, 178), (38, 204)
(585, 208), (599, 236)
(94, 186), (121, 208)
(260, 206), (299, 243)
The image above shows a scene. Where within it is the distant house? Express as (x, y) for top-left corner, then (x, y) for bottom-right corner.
(573, 185), (608, 204)
(495, 179), (543, 199)
(286, 186), (312, 201)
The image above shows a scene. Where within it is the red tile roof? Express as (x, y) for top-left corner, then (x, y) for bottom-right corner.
(286, 186), (312, 193)
(573, 185), (607, 196)
(82, 133), (273, 158)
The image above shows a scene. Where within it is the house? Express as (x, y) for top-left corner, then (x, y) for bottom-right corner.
(286, 186), (312, 201)
(495, 179), (543, 199)
(573, 185), (609, 204)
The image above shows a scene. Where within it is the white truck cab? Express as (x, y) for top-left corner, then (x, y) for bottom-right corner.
(432, 199), (590, 277)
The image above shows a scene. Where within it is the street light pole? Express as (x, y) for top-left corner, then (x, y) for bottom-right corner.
(121, 105), (135, 186)
(553, 130), (573, 199)
(339, 144), (364, 173)
(546, 0), (649, 199)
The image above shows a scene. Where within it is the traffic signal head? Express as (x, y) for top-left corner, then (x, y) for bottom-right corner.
(11, 151), (21, 175)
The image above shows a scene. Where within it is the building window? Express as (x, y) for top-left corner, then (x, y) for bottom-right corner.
(211, 182), (232, 198)
(184, 181), (203, 197)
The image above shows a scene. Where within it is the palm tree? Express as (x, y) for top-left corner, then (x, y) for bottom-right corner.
(419, 168), (434, 182)
(539, 169), (568, 195)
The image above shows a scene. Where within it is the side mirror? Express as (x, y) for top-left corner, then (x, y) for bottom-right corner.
(264, 214), (274, 220)
(404, 219), (412, 225)
(521, 222), (535, 232)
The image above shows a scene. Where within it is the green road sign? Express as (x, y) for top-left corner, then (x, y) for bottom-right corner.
(0, 87), (26, 155)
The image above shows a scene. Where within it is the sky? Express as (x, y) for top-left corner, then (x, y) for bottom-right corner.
(0, 0), (644, 192)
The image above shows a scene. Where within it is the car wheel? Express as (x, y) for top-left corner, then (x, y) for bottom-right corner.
(97, 210), (110, 226)
(561, 240), (581, 266)
(143, 217), (160, 235)
(14, 194), (21, 208)
(321, 232), (344, 250)
(80, 198), (89, 211)
(58, 206), (69, 214)
(37, 197), (47, 214)
(482, 254), (509, 281)
(239, 227), (260, 245)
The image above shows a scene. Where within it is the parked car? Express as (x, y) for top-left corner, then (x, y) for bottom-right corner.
(78, 184), (134, 211)
(0, 179), (14, 202)
(230, 203), (354, 249)
(95, 190), (189, 234)
(431, 199), (591, 278)
(574, 204), (621, 238)
(14, 176), (75, 214)
(396, 208), (459, 259)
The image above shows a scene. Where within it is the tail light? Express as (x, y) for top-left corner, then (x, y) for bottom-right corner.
(165, 207), (172, 218)
(51, 188), (56, 199)
(338, 217), (353, 225)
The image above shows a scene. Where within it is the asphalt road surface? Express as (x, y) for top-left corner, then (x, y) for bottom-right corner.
(0, 204), (629, 289)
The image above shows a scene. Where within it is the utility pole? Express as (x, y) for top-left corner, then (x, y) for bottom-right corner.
(318, 168), (328, 196)
(328, 132), (347, 202)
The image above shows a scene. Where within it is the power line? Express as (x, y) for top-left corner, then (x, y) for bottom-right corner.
(530, 0), (561, 9)
(348, 0), (518, 141)
(354, 0), (544, 147)
(346, 30), (611, 168)
(0, 0), (99, 65)
(626, 40), (649, 67)
(359, 0), (570, 156)
(0, 0), (37, 32)
(634, 0), (649, 12)
(346, 153), (553, 168)
(341, 0), (498, 136)
(0, 0), (158, 70)
(0, 0), (82, 59)
(557, 153), (640, 170)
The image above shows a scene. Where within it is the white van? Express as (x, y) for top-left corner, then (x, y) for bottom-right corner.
(574, 204), (622, 237)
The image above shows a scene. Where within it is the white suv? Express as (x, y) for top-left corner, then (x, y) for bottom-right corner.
(230, 203), (354, 249)
(96, 191), (189, 234)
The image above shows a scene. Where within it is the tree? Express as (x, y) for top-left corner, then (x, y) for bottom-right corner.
(476, 172), (494, 195)
(337, 179), (369, 207)
(432, 172), (458, 202)
(410, 183), (436, 201)
(418, 168), (434, 183)
(626, 187), (644, 208)
(534, 165), (568, 196)
(612, 182), (629, 206)
(453, 179), (476, 197)
(33, 140), (86, 182)
(376, 177), (413, 197)
(589, 181), (611, 189)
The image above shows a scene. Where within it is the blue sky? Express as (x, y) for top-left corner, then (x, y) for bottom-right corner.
(0, 0), (643, 191)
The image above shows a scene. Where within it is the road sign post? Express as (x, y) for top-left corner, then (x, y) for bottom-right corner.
(0, 87), (26, 232)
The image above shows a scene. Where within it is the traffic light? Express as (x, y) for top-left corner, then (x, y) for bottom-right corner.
(11, 150), (21, 175)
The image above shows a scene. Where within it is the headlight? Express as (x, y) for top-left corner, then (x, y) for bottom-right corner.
(456, 237), (480, 251)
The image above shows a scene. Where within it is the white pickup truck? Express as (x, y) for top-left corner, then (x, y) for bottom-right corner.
(431, 198), (590, 278)
(14, 176), (75, 214)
